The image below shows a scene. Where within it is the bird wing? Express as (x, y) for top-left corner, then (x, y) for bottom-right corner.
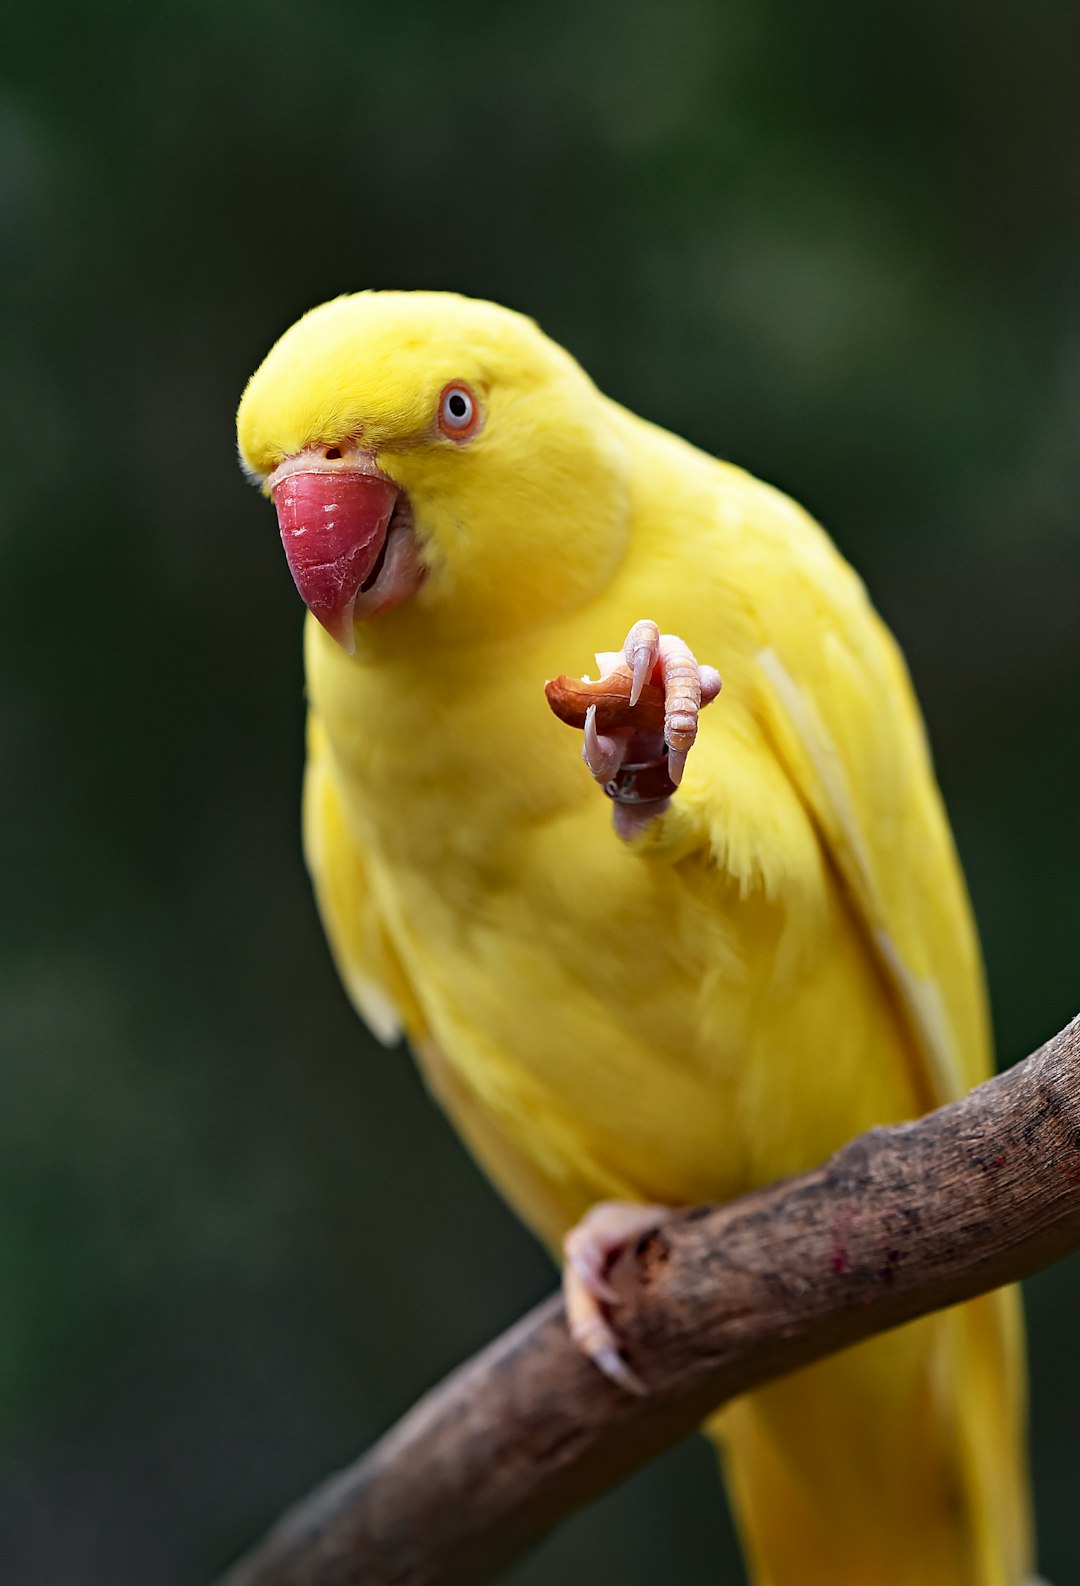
(737, 492), (991, 1106)
(302, 712), (426, 1048)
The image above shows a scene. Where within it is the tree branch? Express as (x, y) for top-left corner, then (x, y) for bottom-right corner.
(218, 1013), (1080, 1586)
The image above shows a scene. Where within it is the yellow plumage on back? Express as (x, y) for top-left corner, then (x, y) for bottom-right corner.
(237, 291), (1033, 1584)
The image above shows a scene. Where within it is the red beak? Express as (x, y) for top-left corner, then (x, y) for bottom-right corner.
(273, 469), (398, 651)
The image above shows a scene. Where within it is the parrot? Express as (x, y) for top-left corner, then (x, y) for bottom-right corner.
(236, 290), (1034, 1585)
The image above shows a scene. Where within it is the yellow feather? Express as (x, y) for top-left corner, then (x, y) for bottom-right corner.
(238, 291), (1032, 1585)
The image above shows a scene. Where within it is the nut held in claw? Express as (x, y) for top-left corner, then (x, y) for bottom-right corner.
(544, 667), (666, 735)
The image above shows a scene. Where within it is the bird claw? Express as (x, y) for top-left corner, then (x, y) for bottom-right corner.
(562, 1200), (670, 1395)
(582, 704), (626, 783)
(581, 621), (721, 824)
(624, 618), (660, 708)
(590, 1345), (649, 1397)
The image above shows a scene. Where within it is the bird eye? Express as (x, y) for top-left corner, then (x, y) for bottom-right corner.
(437, 381), (480, 440)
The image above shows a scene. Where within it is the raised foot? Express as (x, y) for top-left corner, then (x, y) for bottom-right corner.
(581, 620), (721, 837)
(562, 1199), (671, 1395)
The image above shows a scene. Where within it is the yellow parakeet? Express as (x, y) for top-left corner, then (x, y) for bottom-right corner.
(236, 290), (1033, 1585)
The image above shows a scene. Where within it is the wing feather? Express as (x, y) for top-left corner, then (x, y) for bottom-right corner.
(743, 498), (991, 1105)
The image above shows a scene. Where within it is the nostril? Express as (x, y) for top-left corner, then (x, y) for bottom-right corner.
(324, 446), (342, 460)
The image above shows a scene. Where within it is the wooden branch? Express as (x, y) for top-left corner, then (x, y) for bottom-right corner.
(218, 1013), (1080, 1586)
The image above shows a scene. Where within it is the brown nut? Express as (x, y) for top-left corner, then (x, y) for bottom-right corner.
(544, 666), (666, 734)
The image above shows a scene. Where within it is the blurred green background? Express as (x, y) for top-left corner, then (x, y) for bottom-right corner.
(2, 1), (1078, 1580)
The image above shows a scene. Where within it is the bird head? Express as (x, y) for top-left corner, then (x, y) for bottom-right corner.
(236, 291), (630, 652)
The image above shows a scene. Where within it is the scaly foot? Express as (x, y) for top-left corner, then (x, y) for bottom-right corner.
(562, 1199), (671, 1394)
(581, 620), (721, 838)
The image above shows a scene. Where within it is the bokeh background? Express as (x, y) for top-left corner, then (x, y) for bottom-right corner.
(3, 2), (1079, 1581)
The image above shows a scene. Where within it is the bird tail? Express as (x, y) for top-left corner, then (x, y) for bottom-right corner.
(708, 1286), (1032, 1586)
